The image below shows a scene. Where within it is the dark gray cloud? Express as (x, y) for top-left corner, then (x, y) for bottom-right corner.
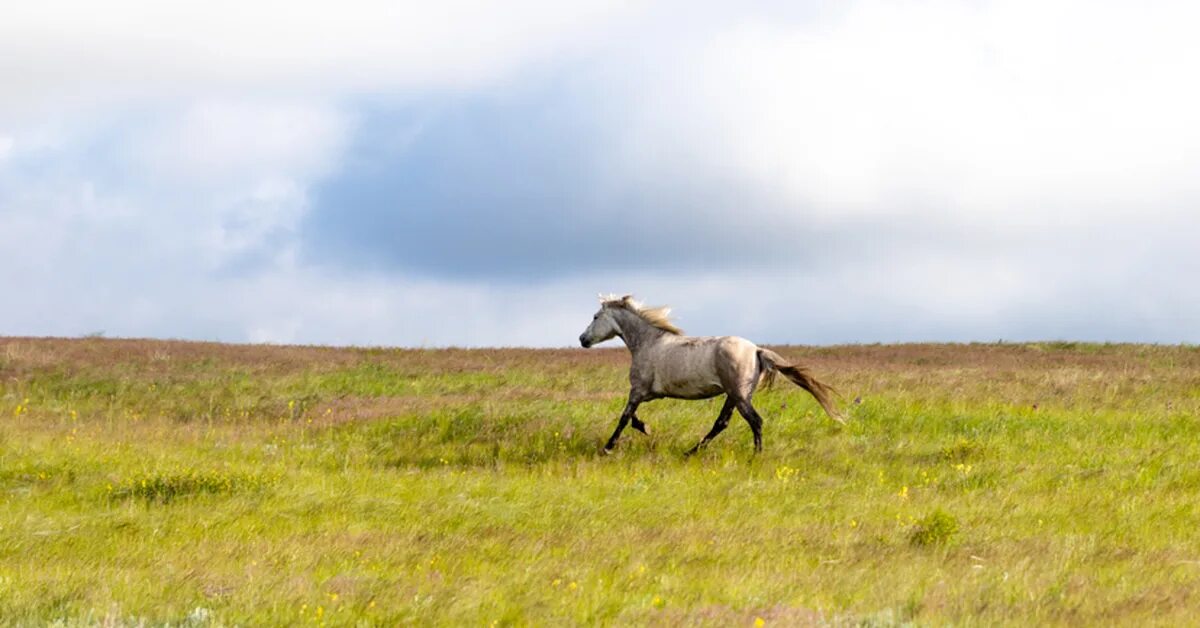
(299, 86), (874, 281)
(299, 89), (1017, 294)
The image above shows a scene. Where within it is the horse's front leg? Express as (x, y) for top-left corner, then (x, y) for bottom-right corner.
(603, 399), (641, 454)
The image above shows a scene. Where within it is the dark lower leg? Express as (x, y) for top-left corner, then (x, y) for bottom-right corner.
(686, 398), (735, 455)
(604, 415), (630, 452)
(630, 416), (648, 435)
(737, 402), (764, 453)
(604, 401), (641, 452)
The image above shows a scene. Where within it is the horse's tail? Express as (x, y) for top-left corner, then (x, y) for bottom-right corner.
(757, 348), (844, 424)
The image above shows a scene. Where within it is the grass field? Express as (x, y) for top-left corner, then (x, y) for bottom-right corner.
(3, 337), (1200, 626)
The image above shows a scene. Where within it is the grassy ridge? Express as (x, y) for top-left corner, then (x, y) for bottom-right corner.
(2, 338), (1200, 625)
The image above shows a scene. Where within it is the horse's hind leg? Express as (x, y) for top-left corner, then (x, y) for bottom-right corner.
(685, 397), (736, 456)
(735, 399), (765, 453)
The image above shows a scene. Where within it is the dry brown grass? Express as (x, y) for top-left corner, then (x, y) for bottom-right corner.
(6, 336), (1192, 376)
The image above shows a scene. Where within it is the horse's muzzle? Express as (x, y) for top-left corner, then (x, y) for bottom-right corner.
(579, 335), (591, 348)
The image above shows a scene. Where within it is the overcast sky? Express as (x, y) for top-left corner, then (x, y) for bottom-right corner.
(2, 1), (1198, 347)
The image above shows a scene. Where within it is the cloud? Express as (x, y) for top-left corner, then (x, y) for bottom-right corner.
(623, 0), (1200, 226)
(130, 101), (352, 186)
(3, 0), (1200, 346)
(295, 0), (1200, 281)
(0, 0), (647, 117)
(0, 98), (355, 344)
(299, 92), (847, 280)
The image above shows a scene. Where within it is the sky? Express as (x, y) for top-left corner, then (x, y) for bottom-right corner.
(2, 0), (1199, 347)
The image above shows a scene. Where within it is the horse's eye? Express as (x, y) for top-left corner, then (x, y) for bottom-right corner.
(593, 314), (599, 320)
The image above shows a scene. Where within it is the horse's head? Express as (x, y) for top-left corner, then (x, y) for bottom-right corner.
(578, 295), (630, 347)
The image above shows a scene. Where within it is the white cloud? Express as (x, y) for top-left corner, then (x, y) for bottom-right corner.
(0, 0), (647, 116)
(131, 101), (352, 186)
(0, 100), (352, 294)
(122, 101), (354, 269)
(623, 0), (1200, 225)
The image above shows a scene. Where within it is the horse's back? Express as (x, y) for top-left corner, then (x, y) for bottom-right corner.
(646, 335), (759, 399)
(713, 335), (759, 362)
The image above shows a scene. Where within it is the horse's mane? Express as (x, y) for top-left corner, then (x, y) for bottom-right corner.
(600, 294), (683, 335)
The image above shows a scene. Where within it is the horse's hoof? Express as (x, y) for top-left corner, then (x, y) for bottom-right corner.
(602, 447), (614, 455)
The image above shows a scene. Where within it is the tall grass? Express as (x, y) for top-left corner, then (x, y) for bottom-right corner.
(2, 338), (1199, 625)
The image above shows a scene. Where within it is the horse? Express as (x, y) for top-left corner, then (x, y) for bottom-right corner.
(578, 294), (842, 454)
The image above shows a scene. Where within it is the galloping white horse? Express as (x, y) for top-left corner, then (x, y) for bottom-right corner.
(579, 294), (842, 454)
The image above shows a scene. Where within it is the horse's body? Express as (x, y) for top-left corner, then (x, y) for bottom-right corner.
(579, 295), (842, 454)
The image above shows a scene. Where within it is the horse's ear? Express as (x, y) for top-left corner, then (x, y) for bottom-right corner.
(621, 294), (633, 304)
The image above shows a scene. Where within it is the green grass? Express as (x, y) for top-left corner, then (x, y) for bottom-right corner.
(2, 338), (1200, 625)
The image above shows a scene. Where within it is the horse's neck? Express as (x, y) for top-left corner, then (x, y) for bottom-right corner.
(617, 311), (666, 354)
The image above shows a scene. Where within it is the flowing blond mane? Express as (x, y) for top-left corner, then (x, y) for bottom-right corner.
(600, 294), (683, 335)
